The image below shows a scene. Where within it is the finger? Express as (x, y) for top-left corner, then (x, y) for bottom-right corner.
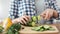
(23, 16), (28, 22)
(40, 14), (46, 18)
(47, 13), (51, 20)
(40, 12), (46, 18)
(41, 11), (46, 15)
(23, 18), (27, 22)
(48, 12), (53, 20)
(25, 15), (30, 20)
(44, 11), (49, 20)
(21, 19), (26, 24)
(19, 20), (24, 24)
(17, 18), (24, 24)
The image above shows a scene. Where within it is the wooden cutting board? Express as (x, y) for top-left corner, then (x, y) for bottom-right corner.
(0, 23), (59, 34)
(19, 25), (59, 34)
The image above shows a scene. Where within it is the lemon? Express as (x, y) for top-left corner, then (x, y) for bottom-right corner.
(3, 17), (12, 31)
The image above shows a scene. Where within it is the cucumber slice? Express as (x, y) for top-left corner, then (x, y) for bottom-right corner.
(37, 15), (41, 20)
(32, 27), (40, 31)
(49, 28), (55, 31)
(32, 16), (37, 21)
(32, 22), (36, 27)
(40, 28), (44, 31)
(44, 25), (50, 29)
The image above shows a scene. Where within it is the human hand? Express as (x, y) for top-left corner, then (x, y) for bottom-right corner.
(40, 9), (58, 20)
(12, 15), (30, 24)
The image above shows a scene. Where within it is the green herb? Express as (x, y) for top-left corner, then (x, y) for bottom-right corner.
(6, 23), (21, 34)
(0, 26), (4, 33)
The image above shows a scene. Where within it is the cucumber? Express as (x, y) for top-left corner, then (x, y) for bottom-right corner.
(32, 16), (37, 21)
(32, 25), (55, 31)
(37, 15), (41, 20)
(32, 27), (40, 31)
(31, 22), (36, 27)
(44, 25), (50, 29)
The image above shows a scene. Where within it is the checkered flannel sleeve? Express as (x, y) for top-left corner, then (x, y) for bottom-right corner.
(45, 0), (60, 19)
(9, 0), (19, 19)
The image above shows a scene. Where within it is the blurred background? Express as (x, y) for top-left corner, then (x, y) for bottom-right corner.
(0, 0), (10, 20)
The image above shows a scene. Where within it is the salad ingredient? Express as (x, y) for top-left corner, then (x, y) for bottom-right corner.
(32, 25), (55, 31)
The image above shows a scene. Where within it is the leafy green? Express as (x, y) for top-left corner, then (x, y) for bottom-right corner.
(10, 23), (21, 31)
(6, 23), (21, 34)
(15, 31), (19, 34)
(0, 26), (4, 33)
(6, 29), (14, 34)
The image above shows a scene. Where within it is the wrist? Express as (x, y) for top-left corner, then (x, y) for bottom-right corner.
(12, 18), (18, 23)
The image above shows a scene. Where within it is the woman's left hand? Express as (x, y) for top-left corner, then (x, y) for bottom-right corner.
(40, 9), (58, 20)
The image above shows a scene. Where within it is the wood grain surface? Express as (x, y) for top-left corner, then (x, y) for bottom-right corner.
(19, 25), (59, 34)
(0, 23), (60, 34)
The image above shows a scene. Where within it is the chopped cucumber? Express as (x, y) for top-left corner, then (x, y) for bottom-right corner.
(44, 25), (50, 29)
(40, 28), (44, 31)
(31, 22), (36, 27)
(37, 15), (41, 20)
(32, 27), (40, 31)
(49, 28), (55, 31)
(32, 16), (37, 21)
(32, 25), (55, 31)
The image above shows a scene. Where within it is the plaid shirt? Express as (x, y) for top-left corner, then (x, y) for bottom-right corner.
(45, 0), (60, 20)
(9, 0), (36, 19)
(9, 0), (60, 20)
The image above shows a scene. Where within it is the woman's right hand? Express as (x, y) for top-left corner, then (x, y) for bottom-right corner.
(12, 15), (30, 25)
